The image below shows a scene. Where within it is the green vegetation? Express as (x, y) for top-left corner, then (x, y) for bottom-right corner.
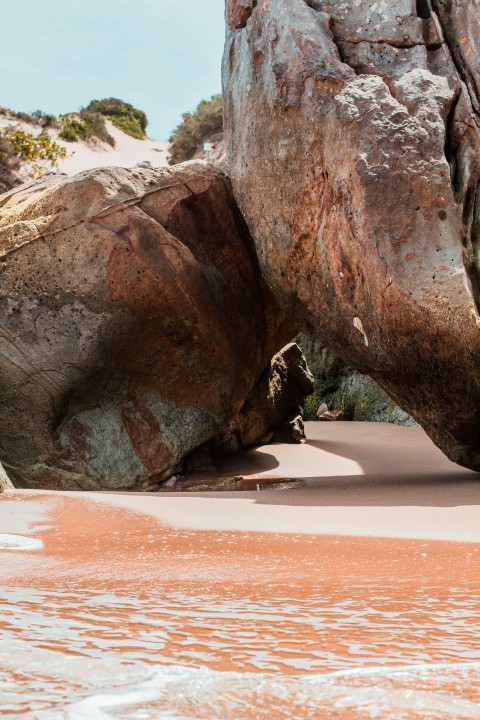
(1, 98), (148, 147)
(168, 94), (223, 165)
(86, 98), (148, 140)
(2, 128), (66, 166)
(59, 112), (115, 146)
(58, 98), (148, 145)
(0, 128), (66, 182)
(0, 135), (20, 193)
(302, 371), (416, 425)
(0, 107), (56, 128)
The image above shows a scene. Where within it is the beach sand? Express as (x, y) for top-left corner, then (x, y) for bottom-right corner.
(1, 422), (480, 718)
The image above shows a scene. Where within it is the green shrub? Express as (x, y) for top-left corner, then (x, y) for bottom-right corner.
(108, 114), (145, 140)
(0, 135), (21, 193)
(168, 94), (223, 165)
(60, 118), (88, 142)
(0, 128), (66, 180)
(31, 110), (57, 128)
(59, 112), (115, 146)
(0, 107), (56, 127)
(2, 128), (66, 165)
(85, 98), (148, 140)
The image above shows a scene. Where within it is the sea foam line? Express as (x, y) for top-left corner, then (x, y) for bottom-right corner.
(0, 533), (43, 550)
(308, 659), (480, 681)
(64, 661), (480, 720)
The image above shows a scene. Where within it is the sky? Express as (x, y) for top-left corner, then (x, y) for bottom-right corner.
(1, 0), (225, 140)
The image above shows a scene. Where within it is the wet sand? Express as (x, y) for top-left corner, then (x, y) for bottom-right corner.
(83, 421), (480, 542)
(1, 422), (480, 718)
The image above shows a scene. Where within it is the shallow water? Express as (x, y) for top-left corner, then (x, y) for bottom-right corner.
(1, 493), (479, 719)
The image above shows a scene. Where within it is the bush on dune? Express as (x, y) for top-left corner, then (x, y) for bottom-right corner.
(2, 128), (66, 165)
(0, 107), (57, 129)
(59, 112), (115, 146)
(0, 135), (20, 193)
(59, 98), (147, 145)
(168, 94), (223, 165)
(0, 128), (66, 184)
(85, 98), (148, 140)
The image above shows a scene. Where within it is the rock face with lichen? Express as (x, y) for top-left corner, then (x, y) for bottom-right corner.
(223, 0), (480, 471)
(297, 335), (416, 425)
(0, 163), (298, 490)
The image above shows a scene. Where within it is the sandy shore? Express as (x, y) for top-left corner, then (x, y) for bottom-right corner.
(4, 421), (476, 542)
(1, 422), (480, 718)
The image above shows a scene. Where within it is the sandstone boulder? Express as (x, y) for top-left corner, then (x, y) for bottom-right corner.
(0, 163), (293, 489)
(208, 341), (314, 455)
(223, 0), (480, 470)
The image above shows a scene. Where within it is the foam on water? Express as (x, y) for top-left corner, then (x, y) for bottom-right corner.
(1, 585), (480, 719)
(0, 533), (43, 550)
(64, 663), (480, 720)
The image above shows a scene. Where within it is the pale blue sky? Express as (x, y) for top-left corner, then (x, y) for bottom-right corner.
(2, 0), (225, 139)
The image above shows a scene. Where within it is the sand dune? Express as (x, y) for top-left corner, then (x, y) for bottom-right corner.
(0, 116), (169, 179)
(57, 120), (169, 175)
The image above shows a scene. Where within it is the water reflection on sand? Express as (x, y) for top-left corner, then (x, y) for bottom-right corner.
(0, 493), (479, 719)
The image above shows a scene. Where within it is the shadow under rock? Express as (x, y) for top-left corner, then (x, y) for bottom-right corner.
(179, 422), (480, 507)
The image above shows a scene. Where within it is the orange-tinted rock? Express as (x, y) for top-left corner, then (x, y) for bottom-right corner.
(226, 0), (257, 30)
(223, 0), (480, 471)
(316, 404), (348, 422)
(0, 163), (293, 489)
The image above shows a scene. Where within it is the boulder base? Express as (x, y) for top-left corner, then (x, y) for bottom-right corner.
(0, 163), (294, 489)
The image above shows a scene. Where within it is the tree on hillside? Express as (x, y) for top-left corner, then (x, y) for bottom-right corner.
(168, 95), (223, 165)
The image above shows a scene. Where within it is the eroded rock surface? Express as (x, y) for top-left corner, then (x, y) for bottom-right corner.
(223, 0), (480, 470)
(210, 341), (314, 455)
(0, 163), (293, 489)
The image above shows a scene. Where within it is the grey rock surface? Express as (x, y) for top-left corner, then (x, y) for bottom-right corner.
(297, 335), (416, 426)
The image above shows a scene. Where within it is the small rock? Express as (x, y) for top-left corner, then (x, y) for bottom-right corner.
(316, 403), (348, 422)
(316, 403), (331, 418)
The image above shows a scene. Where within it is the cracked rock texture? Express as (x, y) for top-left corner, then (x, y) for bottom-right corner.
(0, 163), (294, 489)
(223, 0), (480, 470)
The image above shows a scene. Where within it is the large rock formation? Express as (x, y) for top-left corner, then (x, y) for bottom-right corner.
(209, 341), (314, 454)
(223, 0), (480, 471)
(0, 163), (295, 490)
